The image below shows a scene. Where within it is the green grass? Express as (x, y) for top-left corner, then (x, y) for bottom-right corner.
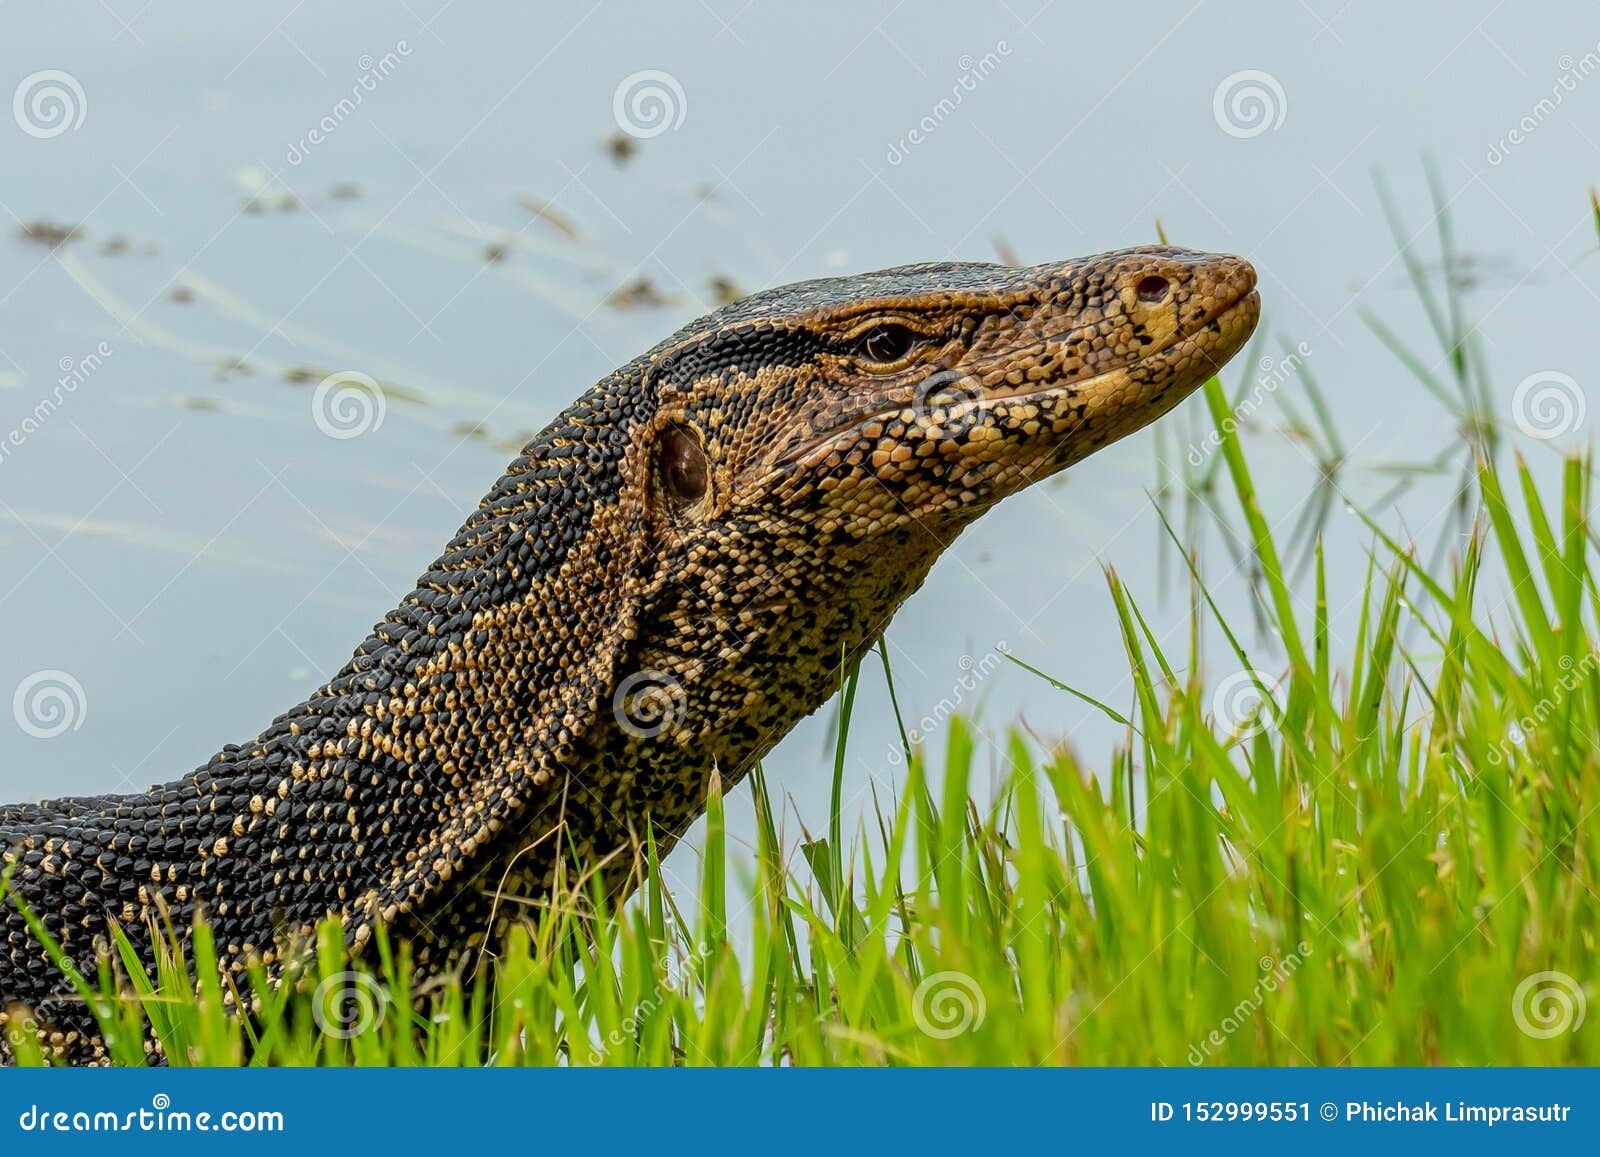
(5, 189), (1599, 1067)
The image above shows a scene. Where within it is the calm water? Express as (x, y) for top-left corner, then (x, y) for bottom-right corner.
(3, 1), (1598, 873)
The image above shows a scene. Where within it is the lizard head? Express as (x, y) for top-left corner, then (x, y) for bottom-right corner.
(639, 245), (1258, 545)
(601, 247), (1258, 767)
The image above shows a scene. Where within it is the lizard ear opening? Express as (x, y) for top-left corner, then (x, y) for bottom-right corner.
(659, 425), (709, 507)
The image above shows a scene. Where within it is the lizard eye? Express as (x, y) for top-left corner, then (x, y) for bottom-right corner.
(853, 323), (918, 367)
(659, 425), (708, 506)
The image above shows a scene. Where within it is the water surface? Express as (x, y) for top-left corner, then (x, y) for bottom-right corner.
(3, 1), (1598, 879)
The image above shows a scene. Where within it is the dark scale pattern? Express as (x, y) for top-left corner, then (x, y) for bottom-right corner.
(0, 246), (1258, 1063)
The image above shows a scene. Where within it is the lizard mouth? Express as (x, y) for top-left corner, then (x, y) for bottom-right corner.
(772, 279), (1260, 471)
(967, 282), (1260, 412)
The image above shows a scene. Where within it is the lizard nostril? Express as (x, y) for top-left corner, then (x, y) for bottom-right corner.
(1135, 275), (1169, 304)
